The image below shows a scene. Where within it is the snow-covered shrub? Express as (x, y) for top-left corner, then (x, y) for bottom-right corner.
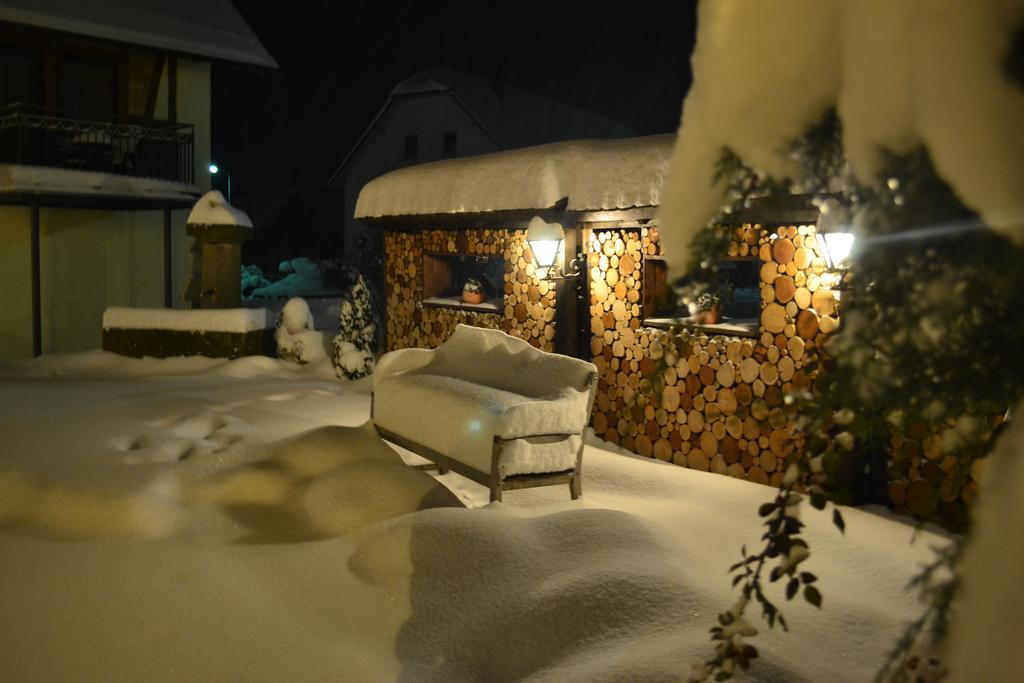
(331, 275), (376, 379)
(333, 341), (374, 378)
(249, 257), (330, 299)
(275, 297), (326, 365)
(241, 264), (272, 298)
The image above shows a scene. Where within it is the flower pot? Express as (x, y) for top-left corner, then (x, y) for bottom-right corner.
(696, 307), (720, 325)
(462, 291), (487, 304)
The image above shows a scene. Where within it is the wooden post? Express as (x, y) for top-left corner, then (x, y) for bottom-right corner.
(574, 226), (590, 360)
(163, 208), (173, 307)
(554, 225), (582, 358)
(30, 204), (41, 357)
(167, 56), (178, 123)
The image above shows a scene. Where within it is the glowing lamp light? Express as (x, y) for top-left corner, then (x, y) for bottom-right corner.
(818, 231), (855, 270)
(526, 216), (564, 273)
(815, 197), (855, 270)
(208, 163), (219, 174)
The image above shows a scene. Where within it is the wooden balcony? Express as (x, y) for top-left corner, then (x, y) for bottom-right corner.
(0, 103), (195, 185)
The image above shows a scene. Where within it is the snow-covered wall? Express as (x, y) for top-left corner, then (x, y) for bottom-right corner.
(103, 306), (267, 333)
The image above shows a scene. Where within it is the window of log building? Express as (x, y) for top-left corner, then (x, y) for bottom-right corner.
(422, 251), (503, 312)
(642, 255), (760, 335)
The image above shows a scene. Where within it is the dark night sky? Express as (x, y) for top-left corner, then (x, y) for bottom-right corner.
(212, 1), (698, 198)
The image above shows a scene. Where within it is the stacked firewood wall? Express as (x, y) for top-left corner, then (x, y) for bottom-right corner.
(383, 228), (555, 352)
(590, 223), (836, 487)
(887, 416), (996, 528)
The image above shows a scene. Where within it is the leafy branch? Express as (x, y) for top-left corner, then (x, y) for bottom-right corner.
(873, 541), (961, 683)
(689, 467), (846, 682)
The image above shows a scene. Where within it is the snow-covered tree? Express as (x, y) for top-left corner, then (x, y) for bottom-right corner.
(656, 2), (1024, 681)
(331, 274), (376, 379)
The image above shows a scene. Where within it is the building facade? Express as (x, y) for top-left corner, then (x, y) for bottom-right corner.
(0, 0), (275, 359)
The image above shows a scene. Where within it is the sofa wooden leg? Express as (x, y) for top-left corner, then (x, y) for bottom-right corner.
(490, 480), (503, 503)
(438, 466), (449, 475)
(570, 472), (581, 500)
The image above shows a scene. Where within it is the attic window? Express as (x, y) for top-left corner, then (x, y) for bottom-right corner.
(403, 134), (418, 160)
(442, 131), (457, 158)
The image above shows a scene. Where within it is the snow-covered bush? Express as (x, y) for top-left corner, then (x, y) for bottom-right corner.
(275, 297), (327, 365)
(241, 264), (272, 298)
(331, 275), (376, 379)
(249, 257), (330, 299)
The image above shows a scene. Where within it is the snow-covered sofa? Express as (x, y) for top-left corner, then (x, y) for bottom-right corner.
(372, 324), (598, 501)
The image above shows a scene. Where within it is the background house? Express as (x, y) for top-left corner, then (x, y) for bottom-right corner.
(0, 0), (275, 359)
(328, 66), (634, 258)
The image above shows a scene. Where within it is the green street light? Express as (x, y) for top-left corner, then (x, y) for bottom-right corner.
(208, 163), (231, 203)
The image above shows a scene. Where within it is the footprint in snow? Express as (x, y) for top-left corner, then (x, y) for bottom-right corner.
(118, 412), (244, 465)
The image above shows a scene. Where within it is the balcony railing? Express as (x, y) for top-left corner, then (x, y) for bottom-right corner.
(0, 104), (195, 185)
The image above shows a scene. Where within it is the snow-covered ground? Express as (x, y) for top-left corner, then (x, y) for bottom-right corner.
(0, 352), (951, 681)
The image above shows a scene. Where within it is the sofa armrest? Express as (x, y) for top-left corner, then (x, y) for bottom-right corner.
(374, 347), (435, 388)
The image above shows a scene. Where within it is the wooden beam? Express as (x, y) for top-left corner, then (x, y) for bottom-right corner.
(144, 54), (166, 120)
(43, 40), (57, 115)
(30, 204), (41, 357)
(163, 208), (173, 307)
(167, 55), (177, 123)
(117, 46), (130, 121)
(574, 207), (658, 224)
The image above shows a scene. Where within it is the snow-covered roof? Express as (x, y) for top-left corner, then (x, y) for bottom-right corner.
(329, 66), (635, 185)
(355, 134), (674, 220)
(187, 190), (252, 227)
(0, 164), (200, 205)
(0, 0), (277, 68)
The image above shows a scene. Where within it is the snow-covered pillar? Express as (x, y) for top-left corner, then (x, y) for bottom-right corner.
(183, 191), (252, 309)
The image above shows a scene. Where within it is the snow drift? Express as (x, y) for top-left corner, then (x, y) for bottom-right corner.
(0, 353), (953, 681)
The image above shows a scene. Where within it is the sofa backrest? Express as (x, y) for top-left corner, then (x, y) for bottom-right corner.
(424, 324), (596, 399)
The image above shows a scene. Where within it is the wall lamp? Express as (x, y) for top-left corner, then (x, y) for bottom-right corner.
(526, 216), (583, 281)
(815, 197), (855, 295)
(815, 197), (855, 270)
